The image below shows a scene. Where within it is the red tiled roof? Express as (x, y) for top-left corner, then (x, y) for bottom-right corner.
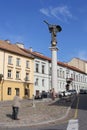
(21, 48), (86, 75)
(58, 61), (86, 74)
(0, 40), (86, 74)
(21, 48), (52, 61)
(0, 40), (34, 59)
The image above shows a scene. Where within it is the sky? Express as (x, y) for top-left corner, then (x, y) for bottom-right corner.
(0, 0), (87, 62)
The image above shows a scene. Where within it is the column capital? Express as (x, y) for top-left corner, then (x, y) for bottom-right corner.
(49, 46), (58, 51)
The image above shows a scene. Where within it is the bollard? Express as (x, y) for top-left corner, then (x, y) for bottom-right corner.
(32, 95), (35, 107)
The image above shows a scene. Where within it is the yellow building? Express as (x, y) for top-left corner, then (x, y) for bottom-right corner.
(68, 58), (86, 73)
(0, 40), (34, 101)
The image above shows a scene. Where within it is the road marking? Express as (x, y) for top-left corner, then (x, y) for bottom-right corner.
(74, 96), (79, 119)
(67, 119), (79, 130)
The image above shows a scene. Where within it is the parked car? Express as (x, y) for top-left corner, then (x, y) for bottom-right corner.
(34, 94), (42, 99)
(59, 91), (71, 98)
(35, 91), (48, 99)
(59, 91), (64, 98)
(80, 89), (87, 94)
(65, 91), (72, 96)
(41, 91), (48, 98)
(67, 89), (77, 95)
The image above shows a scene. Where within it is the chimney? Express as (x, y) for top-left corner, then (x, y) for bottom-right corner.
(5, 39), (11, 43)
(29, 47), (33, 52)
(15, 42), (24, 48)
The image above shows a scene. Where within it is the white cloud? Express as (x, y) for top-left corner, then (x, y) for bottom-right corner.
(40, 8), (50, 17)
(40, 5), (73, 22)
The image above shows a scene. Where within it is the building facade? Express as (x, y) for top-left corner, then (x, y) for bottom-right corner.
(0, 40), (87, 101)
(23, 48), (87, 95)
(68, 58), (86, 73)
(0, 40), (34, 101)
(22, 49), (51, 97)
(57, 62), (87, 93)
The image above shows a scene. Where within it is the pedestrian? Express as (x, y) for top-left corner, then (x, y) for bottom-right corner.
(12, 93), (22, 120)
(52, 88), (55, 100)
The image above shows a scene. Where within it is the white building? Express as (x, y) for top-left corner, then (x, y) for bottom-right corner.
(22, 48), (87, 95)
(57, 61), (87, 93)
(22, 49), (51, 96)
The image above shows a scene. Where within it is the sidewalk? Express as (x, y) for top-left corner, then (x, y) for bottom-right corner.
(0, 98), (72, 128)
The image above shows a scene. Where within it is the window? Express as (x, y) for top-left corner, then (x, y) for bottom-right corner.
(16, 58), (20, 66)
(7, 87), (11, 95)
(25, 73), (29, 81)
(42, 79), (44, 87)
(15, 88), (20, 96)
(60, 68), (62, 78)
(71, 74), (73, 79)
(49, 67), (52, 75)
(85, 77), (86, 83)
(73, 73), (75, 80)
(57, 70), (59, 77)
(36, 63), (39, 72)
(66, 69), (70, 78)
(60, 82), (62, 89)
(16, 71), (20, 79)
(8, 70), (12, 78)
(26, 61), (29, 68)
(63, 71), (65, 78)
(8, 56), (12, 64)
(76, 75), (78, 81)
(35, 78), (38, 86)
(42, 65), (45, 74)
(24, 88), (28, 95)
(81, 76), (82, 82)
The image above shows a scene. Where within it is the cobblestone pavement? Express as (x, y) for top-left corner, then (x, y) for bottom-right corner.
(0, 98), (72, 128)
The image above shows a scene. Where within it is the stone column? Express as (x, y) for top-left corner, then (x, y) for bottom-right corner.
(50, 46), (58, 92)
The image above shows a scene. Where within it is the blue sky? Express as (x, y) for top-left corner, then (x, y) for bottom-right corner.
(0, 0), (87, 62)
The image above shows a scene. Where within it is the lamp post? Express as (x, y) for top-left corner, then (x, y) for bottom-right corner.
(0, 74), (4, 101)
(44, 20), (62, 93)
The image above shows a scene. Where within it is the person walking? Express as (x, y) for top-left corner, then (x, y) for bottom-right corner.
(12, 93), (22, 120)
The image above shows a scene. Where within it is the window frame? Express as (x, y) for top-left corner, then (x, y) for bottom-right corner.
(16, 58), (20, 66)
(7, 87), (11, 95)
(8, 56), (12, 65)
(36, 63), (39, 73)
(16, 71), (20, 79)
(26, 60), (29, 68)
(42, 65), (45, 74)
(7, 69), (12, 78)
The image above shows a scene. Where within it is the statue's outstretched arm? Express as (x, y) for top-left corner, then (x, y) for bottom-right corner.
(43, 20), (50, 27)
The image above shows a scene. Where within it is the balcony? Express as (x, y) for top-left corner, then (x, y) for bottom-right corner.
(66, 78), (73, 84)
